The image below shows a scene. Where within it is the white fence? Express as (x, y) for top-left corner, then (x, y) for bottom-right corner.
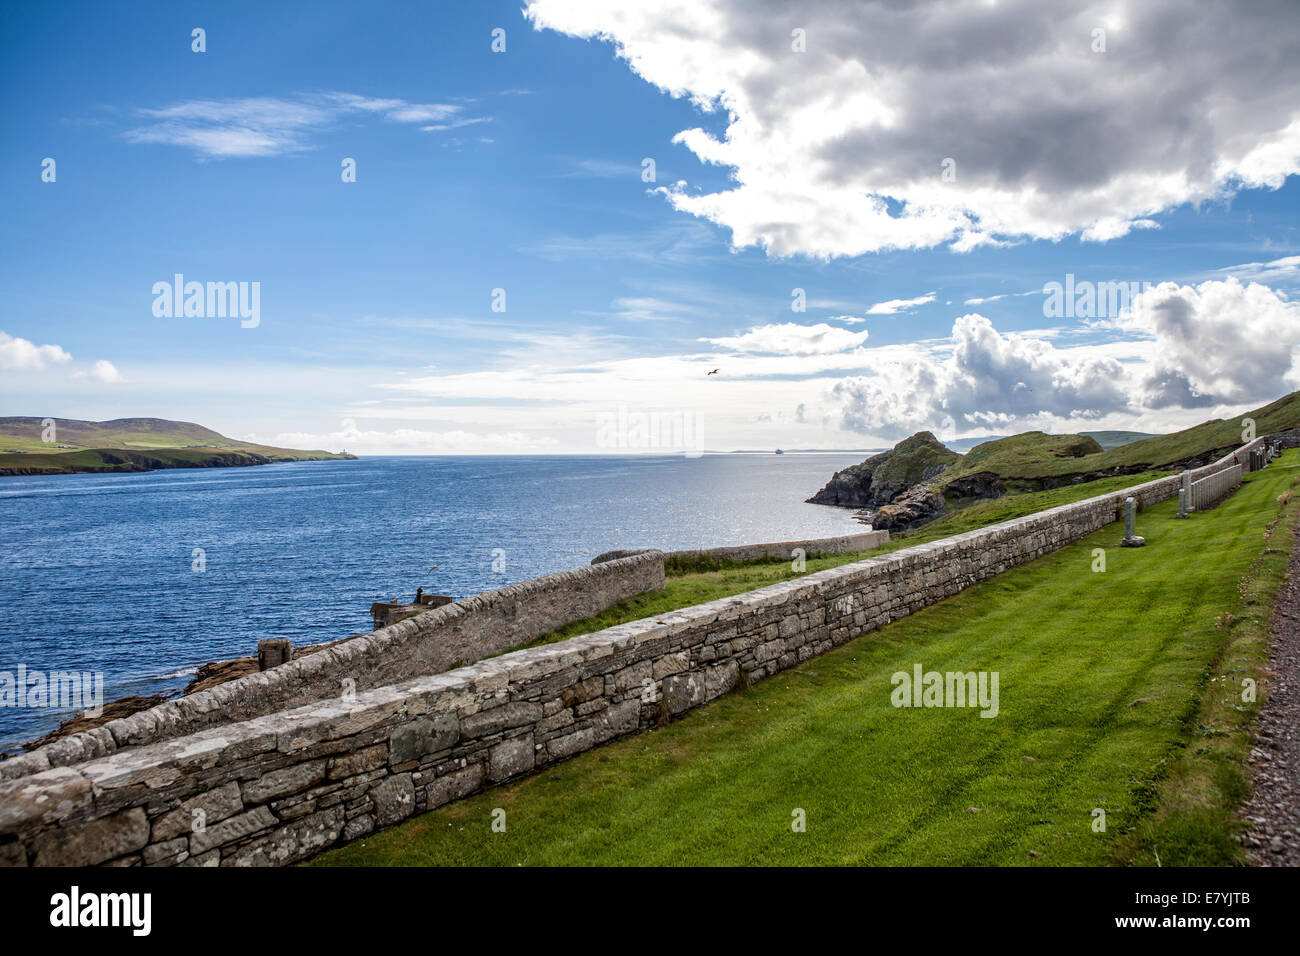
(1188, 463), (1243, 511)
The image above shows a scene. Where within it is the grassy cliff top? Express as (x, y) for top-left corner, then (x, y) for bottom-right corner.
(944, 390), (1300, 483)
(950, 431), (1102, 479)
(826, 431), (960, 486)
(0, 416), (350, 461)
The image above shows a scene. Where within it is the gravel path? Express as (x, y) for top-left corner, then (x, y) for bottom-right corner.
(1240, 532), (1300, 865)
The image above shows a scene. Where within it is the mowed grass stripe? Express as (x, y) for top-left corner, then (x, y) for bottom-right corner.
(311, 454), (1297, 866)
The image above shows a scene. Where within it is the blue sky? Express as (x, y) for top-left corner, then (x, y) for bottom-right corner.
(2, 0), (1299, 453)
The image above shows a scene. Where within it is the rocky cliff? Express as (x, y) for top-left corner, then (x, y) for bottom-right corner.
(806, 432), (960, 508)
(808, 430), (1111, 531)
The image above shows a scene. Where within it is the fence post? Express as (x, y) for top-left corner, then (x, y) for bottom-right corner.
(258, 638), (293, 671)
(1177, 471), (1191, 518)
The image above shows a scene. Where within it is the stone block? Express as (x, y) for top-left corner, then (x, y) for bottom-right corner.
(142, 837), (189, 867)
(328, 743), (388, 780)
(371, 774), (415, 827)
(560, 676), (603, 707)
(241, 759), (327, 804)
(189, 806), (276, 856)
(488, 736), (535, 782)
(388, 714), (459, 765)
(0, 767), (92, 833)
(227, 807), (345, 867)
(426, 763), (485, 809)
(460, 702), (541, 739)
(663, 672), (706, 716)
(151, 782), (243, 842)
(342, 814), (374, 842)
(33, 808), (148, 866)
(652, 651), (690, 680)
(547, 727), (597, 760)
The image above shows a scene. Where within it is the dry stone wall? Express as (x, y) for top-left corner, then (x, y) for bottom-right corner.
(0, 440), (1262, 867)
(591, 530), (890, 567)
(0, 551), (665, 781)
(664, 530), (891, 564)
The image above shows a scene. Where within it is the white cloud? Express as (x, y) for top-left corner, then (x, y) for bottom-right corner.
(867, 292), (936, 315)
(125, 93), (484, 158)
(832, 313), (1132, 438)
(1118, 277), (1300, 406)
(73, 360), (125, 384)
(703, 321), (868, 355)
(527, 0), (1300, 257)
(1217, 254), (1300, 285)
(964, 290), (1037, 306)
(0, 331), (72, 370)
(603, 296), (699, 322)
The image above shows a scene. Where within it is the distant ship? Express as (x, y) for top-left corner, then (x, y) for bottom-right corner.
(774, 448), (785, 455)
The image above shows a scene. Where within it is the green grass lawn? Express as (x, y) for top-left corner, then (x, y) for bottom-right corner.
(311, 454), (1299, 867)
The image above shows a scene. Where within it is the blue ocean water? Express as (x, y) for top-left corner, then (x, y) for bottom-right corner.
(0, 453), (867, 751)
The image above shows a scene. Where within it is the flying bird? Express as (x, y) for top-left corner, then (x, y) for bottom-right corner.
(707, 369), (719, 375)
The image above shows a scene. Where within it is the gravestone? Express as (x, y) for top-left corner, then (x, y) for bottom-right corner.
(1121, 496), (1146, 547)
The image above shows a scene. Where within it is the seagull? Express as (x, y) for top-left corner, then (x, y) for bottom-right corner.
(707, 369), (719, 375)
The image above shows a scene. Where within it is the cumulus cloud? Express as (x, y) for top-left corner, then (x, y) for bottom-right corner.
(0, 331), (72, 370)
(1119, 277), (1300, 405)
(703, 321), (868, 355)
(125, 92), (483, 158)
(832, 314), (1131, 437)
(526, 0), (1300, 256)
(829, 275), (1300, 437)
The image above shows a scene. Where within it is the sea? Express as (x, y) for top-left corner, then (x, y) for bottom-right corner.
(0, 452), (869, 751)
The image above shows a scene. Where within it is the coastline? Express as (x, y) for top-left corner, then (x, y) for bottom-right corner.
(0, 448), (357, 477)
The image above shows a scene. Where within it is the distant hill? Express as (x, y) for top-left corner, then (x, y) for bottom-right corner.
(941, 435), (1009, 453)
(943, 430), (1155, 453)
(1079, 430), (1159, 450)
(0, 417), (355, 476)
